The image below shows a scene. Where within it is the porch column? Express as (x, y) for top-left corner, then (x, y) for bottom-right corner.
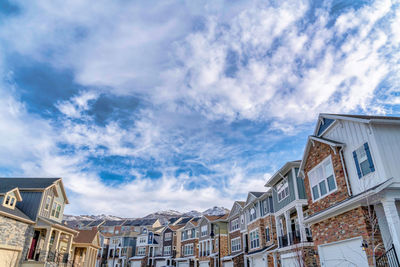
(273, 252), (278, 267)
(42, 228), (53, 261)
(382, 199), (400, 261)
(66, 234), (74, 259)
(296, 205), (307, 242)
(244, 255), (248, 267)
(275, 216), (281, 247)
(51, 230), (61, 251)
(285, 210), (291, 246)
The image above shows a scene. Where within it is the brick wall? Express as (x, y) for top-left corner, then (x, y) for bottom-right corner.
(0, 215), (34, 264)
(303, 141), (350, 215)
(311, 207), (385, 266)
(247, 215), (277, 251)
(228, 230), (242, 255)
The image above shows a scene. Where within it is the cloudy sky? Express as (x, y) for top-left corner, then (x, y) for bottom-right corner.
(0, 0), (399, 217)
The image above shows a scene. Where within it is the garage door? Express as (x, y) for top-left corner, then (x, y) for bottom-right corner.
(0, 249), (20, 267)
(319, 237), (368, 267)
(130, 261), (142, 267)
(155, 260), (165, 267)
(223, 261), (233, 267)
(178, 261), (189, 267)
(199, 262), (209, 267)
(252, 255), (264, 267)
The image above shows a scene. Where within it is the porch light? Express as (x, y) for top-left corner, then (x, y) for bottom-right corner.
(361, 240), (368, 251)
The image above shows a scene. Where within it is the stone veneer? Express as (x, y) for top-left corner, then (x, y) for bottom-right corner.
(0, 214), (34, 264)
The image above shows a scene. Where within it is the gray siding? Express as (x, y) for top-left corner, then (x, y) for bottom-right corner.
(39, 188), (54, 218)
(272, 170), (295, 212)
(17, 191), (43, 221)
(295, 168), (307, 199)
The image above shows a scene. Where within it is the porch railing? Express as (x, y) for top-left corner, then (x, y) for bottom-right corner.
(376, 244), (399, 267)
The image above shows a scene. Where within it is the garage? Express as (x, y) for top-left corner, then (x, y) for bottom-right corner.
(130, 261), (142, 267)
(319, 237), (369, 267)
(177, 261), (189, 267)
(223, 261), (233, 267)
(199, 261), (209, 267)
(0, 248), (20, 267)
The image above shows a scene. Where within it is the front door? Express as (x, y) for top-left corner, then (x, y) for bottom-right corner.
(27, 230), (40, 259)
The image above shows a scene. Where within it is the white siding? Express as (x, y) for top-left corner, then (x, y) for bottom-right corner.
(323, 120), (384, 195)
(371, 124), (400, 182)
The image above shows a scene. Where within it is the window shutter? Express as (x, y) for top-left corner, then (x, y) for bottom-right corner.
(364, 142), (375, 172)
(353, 151), (362, 178)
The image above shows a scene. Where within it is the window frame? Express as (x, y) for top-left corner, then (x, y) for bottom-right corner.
(137, 247), (146, 256)
(265, 227), (270, 242)
(44, 196), (52, 211)
(230, 218), (239, 232)
(231, 237), (241, 252)
(50, 201), (62, 219)
(276, 178), (290, 202)
(308, 155), (338, 202)
(165, 232), (172, 241)
(353, 142), (375, 178)
(164, 245), (171, 256)
(249, 229), (260, 249)
(3, 194), (16, 209)
(201, 225), (208, 237)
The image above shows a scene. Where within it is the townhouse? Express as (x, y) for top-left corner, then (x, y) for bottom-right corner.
(175, 217), (201, 267)
(154, 223), (185, 267)
(72, 228), (101, 267)
(265, 161), (315, 266)
(299, 114), (400, 266)
(197, 214), (229, 267)
(222, 201), (245, 267)
(0, 178), (79, 267)
(242, 192), (277, 267)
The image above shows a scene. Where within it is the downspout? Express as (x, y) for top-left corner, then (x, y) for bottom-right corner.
(339, 147), (352, 197)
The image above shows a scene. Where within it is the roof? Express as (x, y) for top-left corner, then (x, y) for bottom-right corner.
(321, 114), (400, 121)
(169, 224), (184, 231)
(264, 160), (301, 187)
(236, 201), (245, 207)
(102, 220), (125, 226)
(177, 217), (192, 225)
(249, 192), (264, 198)
(74, 229), (98, 244)
(86, 219), (105, 227)
(0, 205), (34, 223)
(122, 218), (157, 226)
(0, 178), (60, 192)
(204, 214), (228, 222)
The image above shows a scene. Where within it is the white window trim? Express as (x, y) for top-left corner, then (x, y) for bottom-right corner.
(277, 178), (290, 203)
(44, 196), (52, 211)
(249, 229), (260, 249)
(3, 194), (16, 209)
(165, 232), (172, 241)
(231, 237), (241, 252)
(353, 142), (375, 178)
(308, 155), (338, 202)
(201, 225), (208, 237)
(230, 218), (240, 232)
(50, 201), (62, 219)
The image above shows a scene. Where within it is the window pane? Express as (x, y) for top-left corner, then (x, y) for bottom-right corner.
(312, 186), (319, 200)
(324, 160), (333, 177)
(327, 175), (336, 191)
(360, 160), (371, 176)
(319, 181), (327, 196)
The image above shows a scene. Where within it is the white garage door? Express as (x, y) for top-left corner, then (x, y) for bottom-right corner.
(223, 261), (233, 267)
(199, 262), (209, 267)
(178, 261), (189, 267)
(0, 249), (20, 267)
(156, 260), (165, 267)
(130, 261), (142, 267)
(252, 255), (264, 267)
(319, 237), (368, 267)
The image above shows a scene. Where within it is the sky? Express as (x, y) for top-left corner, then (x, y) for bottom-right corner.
(0, 0), (399, 217)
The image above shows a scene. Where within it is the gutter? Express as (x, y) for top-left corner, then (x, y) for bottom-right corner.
(0, 210), (35, 224)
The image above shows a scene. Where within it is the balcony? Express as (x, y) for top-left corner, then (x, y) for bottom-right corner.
(279, 231), (313, 248)
(23, 250), (72, 267)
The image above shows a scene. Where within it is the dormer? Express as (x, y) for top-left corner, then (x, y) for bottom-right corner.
(1, 187), (22, 210)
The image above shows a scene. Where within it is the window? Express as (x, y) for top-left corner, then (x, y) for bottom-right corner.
(249, 208), (257, 222)
(265, 227), (270, 242)
(231, 237), (241, 252)
(262, 199), (268, 215)
(201, 225), (208, 236)
(240, 215), (244, 224)
(353, 143), (375, 178)
(308, 156), (337, 201)
(184, 244), (194, 256)
(137, 247), (146, 256)
(3, 195), (16, 209)
(51, 202), (62, 218)
(164, 246), (171, 256)
(165, 232), (172, 241)
(249, 230), (260, 249)
(139, 237), (147, 244)
(277, 178), (289, 202)
(230, 218), (239, 232)
(44, 196), (52, 211)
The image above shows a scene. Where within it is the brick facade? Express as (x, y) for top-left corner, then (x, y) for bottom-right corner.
(303, 141), (350, 215)
(247, 215), (277, 251)
(0, 215), (34, 264)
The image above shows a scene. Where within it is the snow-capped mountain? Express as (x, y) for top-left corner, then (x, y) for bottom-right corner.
(63, 206), (229, 223)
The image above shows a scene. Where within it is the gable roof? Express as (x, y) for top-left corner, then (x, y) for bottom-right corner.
(102, 220), (125, 226)
(264, 160), (301, 187)
(227, 201), (244, 219)
(74, 229), (98, 244)
(245, 192), (264, 206)
(298, 136), (344, 177)
(0, 177), (69, 204)
(0, 204), (34, 224)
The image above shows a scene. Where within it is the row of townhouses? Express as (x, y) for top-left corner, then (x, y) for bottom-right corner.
(0, 113), (399, 267)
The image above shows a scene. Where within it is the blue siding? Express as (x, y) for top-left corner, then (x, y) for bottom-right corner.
(17, 191), (43, 220)
(272, 171), (296, 212)
(295, 168), (307, 199)
(317, 118), (335, 136)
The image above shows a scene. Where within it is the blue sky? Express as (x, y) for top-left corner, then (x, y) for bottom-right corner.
(0, 0), (399, 217)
